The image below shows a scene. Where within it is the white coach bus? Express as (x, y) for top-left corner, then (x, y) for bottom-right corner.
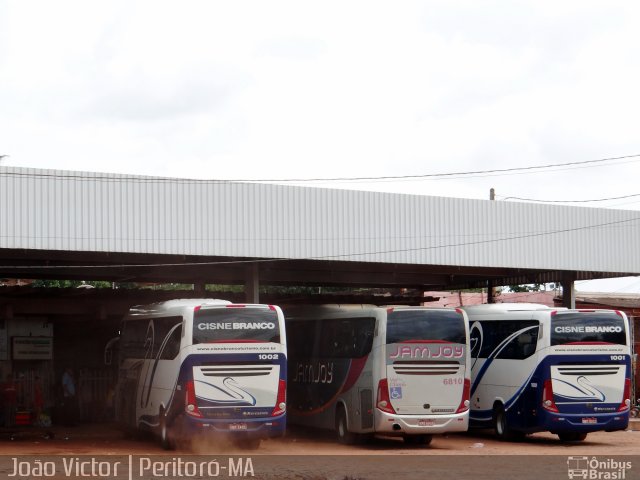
(461, 304), (632, 442)
(110, 299), (287, 449)
(284, 305), (471, 445)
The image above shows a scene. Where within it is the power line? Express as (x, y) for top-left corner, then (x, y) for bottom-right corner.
(276, 154), (640, 184)
(500, 193), (640, 204)
(2, 215), (638, 271)
(1, 153), (640, 184)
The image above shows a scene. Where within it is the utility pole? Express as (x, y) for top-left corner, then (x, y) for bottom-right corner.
(487, 187), (498, 303)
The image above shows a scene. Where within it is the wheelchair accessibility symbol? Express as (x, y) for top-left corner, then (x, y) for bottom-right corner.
(390, 387), (403, 399)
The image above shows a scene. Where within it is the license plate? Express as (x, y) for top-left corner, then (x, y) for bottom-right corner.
(418, 419), (435, 427)
(229, 423), (247, 431)
(582, 417), (597, 424)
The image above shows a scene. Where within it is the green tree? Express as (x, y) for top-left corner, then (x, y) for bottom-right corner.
(507, 283), (544, 293)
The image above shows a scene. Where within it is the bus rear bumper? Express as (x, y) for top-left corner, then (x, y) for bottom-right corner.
(180, 414), (287, 439)
(539, 411), (629, 434)
(374, 410), (469, 435)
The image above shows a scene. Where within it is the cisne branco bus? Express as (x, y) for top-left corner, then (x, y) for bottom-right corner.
(461, 303), (632, 442)
(284, 305), (471, 446)
(106, 299), (287, 449)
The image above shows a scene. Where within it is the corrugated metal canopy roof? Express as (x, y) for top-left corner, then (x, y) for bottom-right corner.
(1, 166), (639, 288)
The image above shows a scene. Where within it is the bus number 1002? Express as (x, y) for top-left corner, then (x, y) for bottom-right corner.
(442, 378), (463, 386)
(259, 354), (279, 360)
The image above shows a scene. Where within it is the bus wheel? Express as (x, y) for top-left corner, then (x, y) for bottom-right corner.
(494, 405), (517, 441)
(558, 432), (588, 442)
(160, 411), (175, 450)
(237, 437), (261, 450)
(336, 408), (357, 445)
(493, 405), (525, 442)
(403, 434), (433, 446)
(247, 438), (261, 450)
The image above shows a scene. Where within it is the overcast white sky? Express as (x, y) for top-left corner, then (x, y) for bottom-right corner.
(1, 1), (639, 290)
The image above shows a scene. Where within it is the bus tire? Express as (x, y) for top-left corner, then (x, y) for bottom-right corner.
(558, 432), (588, 442)
(245, 438), (261, 450)
(493, 405), (522, 441)
(403, 434), (433, 446)
(160, 410), (175, 450)
(336, 407), (357, 445)
(234, 436), (261, 450)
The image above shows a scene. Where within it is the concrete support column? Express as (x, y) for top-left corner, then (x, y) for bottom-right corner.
(245, 264), (260, 304)
(194, 283), (206, 296)
(561, 271), (576, 309)
(487, 280), (495, 304)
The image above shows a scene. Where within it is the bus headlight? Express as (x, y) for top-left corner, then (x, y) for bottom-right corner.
(378, 400), (388, 409)
(187, 404), (196, 412)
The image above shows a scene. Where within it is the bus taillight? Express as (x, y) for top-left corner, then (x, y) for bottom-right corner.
(456, 379), (471, 413)
(270, 379), (287, 417)
(185, 380), (203, 418)
(617, 378), (631, 412)
(376, 378), (396, 414)
(542, 379), (559, 413)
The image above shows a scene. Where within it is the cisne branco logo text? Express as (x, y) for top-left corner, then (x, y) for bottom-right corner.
(567, 456), (632, 480)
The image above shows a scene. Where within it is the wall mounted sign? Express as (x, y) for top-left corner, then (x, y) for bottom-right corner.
(12, 337), (53, 360)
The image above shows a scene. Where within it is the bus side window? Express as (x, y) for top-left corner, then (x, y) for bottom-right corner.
(354, 319), (375, 357)
(121, 321), (148, 359)
(160, 324), (182, 360)
(495, 323), (539, 360)
(517, 331), (538, 359)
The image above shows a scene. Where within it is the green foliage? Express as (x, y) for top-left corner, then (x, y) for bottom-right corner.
(206, 284), (245, 293)
(143, 283), (193, 290)
(507, 283), (544, 293)
(31, 280), (112, 288)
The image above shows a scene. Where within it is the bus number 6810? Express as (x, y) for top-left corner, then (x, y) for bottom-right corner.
(443, 378), (463, 386)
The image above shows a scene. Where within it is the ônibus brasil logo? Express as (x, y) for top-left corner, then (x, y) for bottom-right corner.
(567, 457), (632, 480)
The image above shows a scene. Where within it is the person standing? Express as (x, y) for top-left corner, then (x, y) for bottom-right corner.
(61, 368), (77, 426)
(2, 374), (18, 428)
(33, 376), (44, 425)
(78, 369), (92, 422)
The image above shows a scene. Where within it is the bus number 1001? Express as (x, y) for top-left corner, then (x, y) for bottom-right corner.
(442, 378), (463, 386)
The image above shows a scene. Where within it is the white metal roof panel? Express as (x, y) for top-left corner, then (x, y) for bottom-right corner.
(1, 166), (640, 274)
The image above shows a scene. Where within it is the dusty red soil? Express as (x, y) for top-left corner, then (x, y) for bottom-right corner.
(0, 423), (638, 480)
(0, 421), (638, 456)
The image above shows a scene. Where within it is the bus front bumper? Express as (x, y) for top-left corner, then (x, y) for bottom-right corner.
(374, 410), (469, 435)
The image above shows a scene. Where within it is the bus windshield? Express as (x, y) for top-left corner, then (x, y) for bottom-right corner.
(551, 312), (627, 346)
(387, 309), (466, 344)
(193, 307), (280, 344)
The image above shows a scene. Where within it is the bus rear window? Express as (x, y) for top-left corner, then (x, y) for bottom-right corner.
(551, 312), (627, 346)
(193, 307), (280, 344)
(387, 310), (466, 344)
